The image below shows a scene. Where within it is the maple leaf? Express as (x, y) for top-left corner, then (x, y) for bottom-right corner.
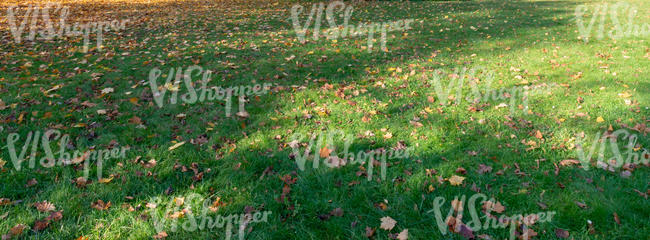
(319, 146), (332, 158)
(483, 200), (505, 213)
(380, 216), (397, 231)
(397, 229), (408, 240)
(448, 175), (465, 186)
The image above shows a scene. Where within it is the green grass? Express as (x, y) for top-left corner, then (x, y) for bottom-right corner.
(0, 0), (648, 239)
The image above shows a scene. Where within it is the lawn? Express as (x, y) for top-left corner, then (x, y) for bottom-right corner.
(0, 0), (648, 239)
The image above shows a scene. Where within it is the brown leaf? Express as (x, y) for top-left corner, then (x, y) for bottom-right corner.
(34, 201), (56, 213)
(319, 146), (332, 158)
(33, 219), (50, 231)
(575, 201), (587, 209)
(330, 208), (344, 217)
(534, 130), (543, 139)
(613, 212), (621, 225)
(47, 211), (63, 222)
(365, 227), (376, 238)
(128, 116), (142, 124)
(25, 178), (38, 187)
(91, 200), (111, 210)
(478, 164), (492, 174)
(555, 229), (570, 238)
(560, 159), (580, 166)
(459, 224), (474, 239)
(0, 198), (12, 206)
(483, 200), (505, 213)
(153, 231), (168, 239)
(9, 224), (26, 236)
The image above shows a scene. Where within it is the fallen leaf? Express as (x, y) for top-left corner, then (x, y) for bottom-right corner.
(25, 178), (38, 187)
(448, 175), (465, 186)
(397, 229), (408, 240)
(168, 142), (186, 151)
(34, 201), (56, 213)
(560, 159), (580, 166)
(101, 88), (114, 94)
(380, 216), (397, 231)
(98, 177), (114, 184)
(128, 116), (142, 124)
(613, 212), (620, 225)
(330, 208), (344, 217)
(91, 200), (111, 210)
(319, 146), (332, 158)
(153, 231), (168, 239)
(365, 227), (376, 237)
(555, 229), (570, 238)
(33, 219), (50, 231)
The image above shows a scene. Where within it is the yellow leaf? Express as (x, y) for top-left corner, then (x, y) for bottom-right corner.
(98, 177), (114, 184)
(448, 175), (465, 186)
(168, 141), (185, 151)
(596, 117), (604, 123)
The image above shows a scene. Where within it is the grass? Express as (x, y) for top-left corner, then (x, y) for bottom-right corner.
(0, 0), (648, 239)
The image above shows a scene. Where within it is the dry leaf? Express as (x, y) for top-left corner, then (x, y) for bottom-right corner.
(380, 216), (397, 231)
(98, 177), (114, 184)
(34, 201), (56, 213)
(33, 219), (50, 231)
(555, 229), (569, 238)
(319, 146), (332, 158)
(397, 229), (408, 240)
(25, 178), (38, 187)
(91, 200), (111, 210)
(168, 142), (186, 151)
(613, 212), (620, 225)
(153, 231), (168, 239)
(365, 227), (376, 238)
(448, 175), (465, 186)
